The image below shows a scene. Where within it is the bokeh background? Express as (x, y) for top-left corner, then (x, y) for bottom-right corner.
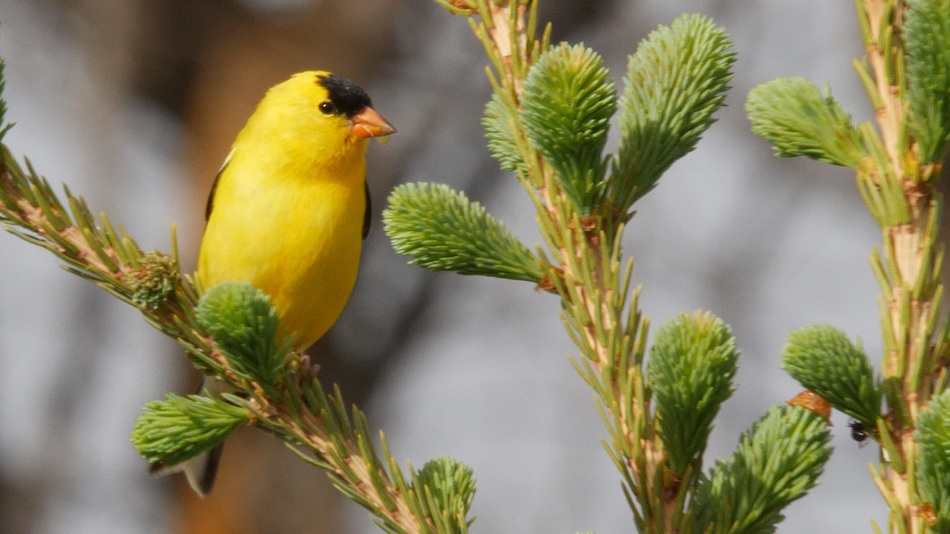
(1, 0), (936, 532)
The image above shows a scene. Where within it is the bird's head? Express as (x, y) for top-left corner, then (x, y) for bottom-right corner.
(240, 70), (395, 169)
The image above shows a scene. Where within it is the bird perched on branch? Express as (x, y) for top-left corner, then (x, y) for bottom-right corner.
(152, 70), (395, 495)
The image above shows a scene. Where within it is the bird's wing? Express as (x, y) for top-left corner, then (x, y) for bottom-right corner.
(205, 150), (234, 221)
(362, 182), (371, 240)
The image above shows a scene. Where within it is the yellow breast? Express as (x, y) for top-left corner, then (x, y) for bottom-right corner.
(198, 160), (366, 349)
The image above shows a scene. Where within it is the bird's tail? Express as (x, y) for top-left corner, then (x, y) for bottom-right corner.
(147, 375), (233, 496)
(148, 445), (224, 497)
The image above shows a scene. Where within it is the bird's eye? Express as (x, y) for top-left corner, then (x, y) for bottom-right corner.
(318, 101), (337, 115)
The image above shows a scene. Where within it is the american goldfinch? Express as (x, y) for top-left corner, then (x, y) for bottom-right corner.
(153, 71), (394, 495)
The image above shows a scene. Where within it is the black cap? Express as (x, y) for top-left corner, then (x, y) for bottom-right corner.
(317, 74), (372, 118)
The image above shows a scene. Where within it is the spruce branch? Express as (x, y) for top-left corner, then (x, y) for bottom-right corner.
(132, 393), (250, 467)
(916, 389), (950, 530)
(405, 4), (833, 534)
(194, 281), (293, 393)
(746, 78), (867, 168)
(692, 405), (833, 533)
(648, 311), (739, 476)
(749, 2), (950, 531)
(482, 92), (526, 174)
(611, 14), (735, 213)
(0, 142), (196, 343)
(520, 42), (615, 215)
(409, 458), (477, 533)
(904, 0), (950, 166)
(781, 324), (882, 427)
(461, 0), (550, 192)
(383, 182), (544, 283)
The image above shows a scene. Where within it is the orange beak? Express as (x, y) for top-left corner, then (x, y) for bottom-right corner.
(350, 106), (396, 139)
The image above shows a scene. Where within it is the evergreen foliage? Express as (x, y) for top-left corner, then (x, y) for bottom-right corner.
(781, 325), (882, 427)
(408, 458), (477, 533)
(520, 42), (615, 214)
(383, 182), (543, 283)
(195, 281), (293, 391)
(124, 251), (180, 311)
(905, 0), (950, 164)
(648, 311), (739, 475)
(482, 92), (525, 174)
(917, 389), (950, 530)
(747, 78), (866, 168)
(749, 1), (950, 530)
(693, 406), (833, 533)
(390, 4), (833, 533)
(611, 14), (735, 212)
(131, 393), (249, 466)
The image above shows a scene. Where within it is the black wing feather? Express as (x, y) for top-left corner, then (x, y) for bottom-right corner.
(362, 182), (371, 240)
(205, 162), (228, 221)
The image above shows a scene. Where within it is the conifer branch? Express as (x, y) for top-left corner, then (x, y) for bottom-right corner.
(748, 1), (950, 530)
(392, 3), (833, 533)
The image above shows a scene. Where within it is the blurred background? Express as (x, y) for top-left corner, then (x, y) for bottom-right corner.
(0, 0), (932, 532)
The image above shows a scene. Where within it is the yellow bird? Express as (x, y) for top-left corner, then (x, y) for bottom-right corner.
(154, 71), (394, 495)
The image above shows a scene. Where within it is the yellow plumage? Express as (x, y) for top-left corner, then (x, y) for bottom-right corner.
(159, 71), (393, 496)
(198, 70), (393, 350)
